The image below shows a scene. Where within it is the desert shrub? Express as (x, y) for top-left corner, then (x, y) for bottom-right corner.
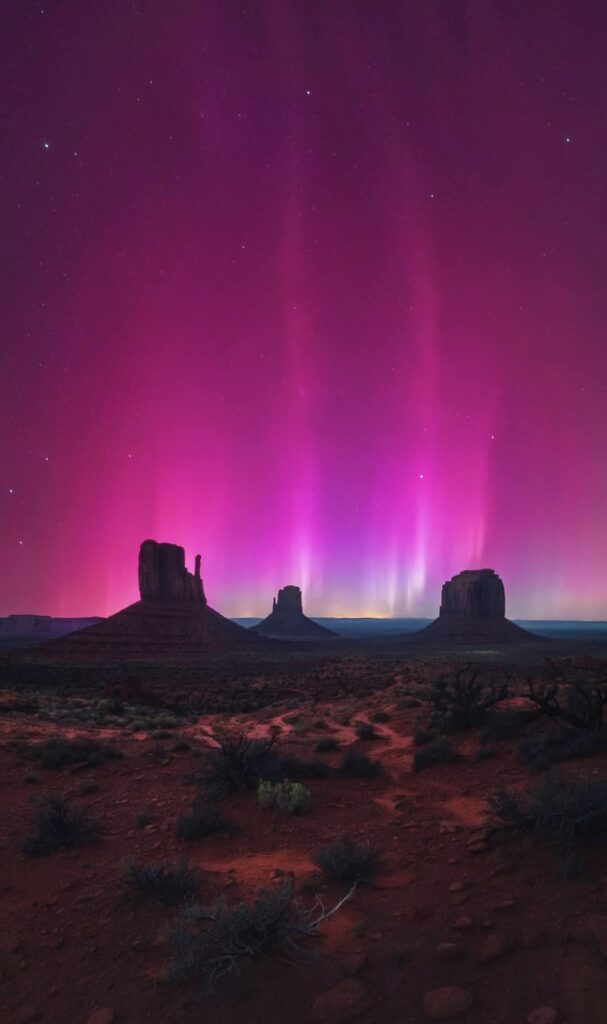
(167, 880), (316, 994)
(177, 795), (236, 841)
(488, 774), (607, 875)
(172, 739), (191, 752)
(518, 729), (607, 771)
(312, 835), (379, 885)
(24, 772), (40, 785)
(78, 779), (99, 795)
(315, 736), (339, 753)
(21, 796), (99, 856)
(257, 779), (312, 815)
(370, 710), (391, 723)
(134, 809), (153, 828)
(480, 709), (528, 742)
(429, 664), (510, 733)
(527, 671), (607, 732)
(203, 733), (282, 797)
(339, 748), (381, 778)
(125, 859), (202, 905)
(354, 721), (376, 740)
(413, 738), (457, 771)
(413, 728), (435, 746)
(25, 737), (121, 770)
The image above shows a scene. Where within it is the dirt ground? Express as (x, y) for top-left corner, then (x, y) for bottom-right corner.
(1, 651), (607, 1024)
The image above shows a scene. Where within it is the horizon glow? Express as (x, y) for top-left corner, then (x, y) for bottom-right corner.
(2, 3), (607, 621)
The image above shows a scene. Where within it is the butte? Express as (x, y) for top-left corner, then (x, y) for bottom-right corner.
(251, 585), (337, 641)
(417, 568), (536, 644)
(34, 540), (265, 661)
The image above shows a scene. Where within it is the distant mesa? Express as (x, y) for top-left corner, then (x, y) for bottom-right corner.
(34, 539), (264, 661)
(251, 585), (337, 641)
(0, 614), (102, 650)
(419, 568), (536, 644)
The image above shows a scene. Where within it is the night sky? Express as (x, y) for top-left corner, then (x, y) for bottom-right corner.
(2, 1), (606, 620)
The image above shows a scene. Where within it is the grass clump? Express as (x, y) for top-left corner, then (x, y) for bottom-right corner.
(413, 738), (457, 771)
(339, 748), (381, 779)
(24, 736), (121, 770)
(21, 796), (100, 856)
(354, 721), (376, 740)
(203, 733), (282, 797)
(257, 779), (312, 815)
(125, 859), (202, 905)
(488, 773), (607, 875)
(370, 710), (391, 723)
(312, 835), (379, 885)
(177, 795), (236, 841)
(315, 736), (338, 753)
(167, 881), (311, 995)
(518, 729), (607, 772)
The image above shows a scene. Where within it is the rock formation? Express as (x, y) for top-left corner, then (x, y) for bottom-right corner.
(252, 585), (337, 641)
(138, 540), (206, 604)
(33, 540), (265, 661)
(419, 568), (536, 644)
(439, 569), (505, 620)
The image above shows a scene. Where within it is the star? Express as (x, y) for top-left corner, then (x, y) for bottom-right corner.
(305, 89), (311, 96)
(9, 488), (13, 494)
(565, 136), (572, 143)
(42, 141), (50, 149)
(419, 473), (424, 479)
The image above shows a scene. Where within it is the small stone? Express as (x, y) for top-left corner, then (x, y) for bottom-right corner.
(312, 979), (372, 1023)
(476, 933), (515, 963)
(437, 942), (465, 961)
(423, 986), (474, 1019)
(453, 914), (473, 930)
(87, 1010), (115, 1024)
(467, 841), (488, 854)
(340, 952), (368, 976)
(527, 1009), (559, 1024)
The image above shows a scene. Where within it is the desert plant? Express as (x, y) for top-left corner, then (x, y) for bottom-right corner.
(21, 796), (100, 856)
(78, 779), (99, 795)
(167, 879), (355, 995)
(518, 728), (607, 771)
(257, 779), (312, 815)
(134, 809), (153, 828)
(24, 737), (121, 770)
(488, 773), (607, 874)
(203, 733), (281, 797)
(370, 710), (391, 723)
(413, 738), (457, 771)
(527, 672), (607, 732)
(338, 748), (381, 779)
(354, 721), (376, 740)
(313, 835), (379, 885)
(124, 859), (203, 905)
(429, 664), (511, 733)
(177, 795), (236, 841)
(315, 736), (338, 753)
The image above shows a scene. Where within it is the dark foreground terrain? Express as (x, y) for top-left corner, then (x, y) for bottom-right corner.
(2, 638), (607, 1024)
